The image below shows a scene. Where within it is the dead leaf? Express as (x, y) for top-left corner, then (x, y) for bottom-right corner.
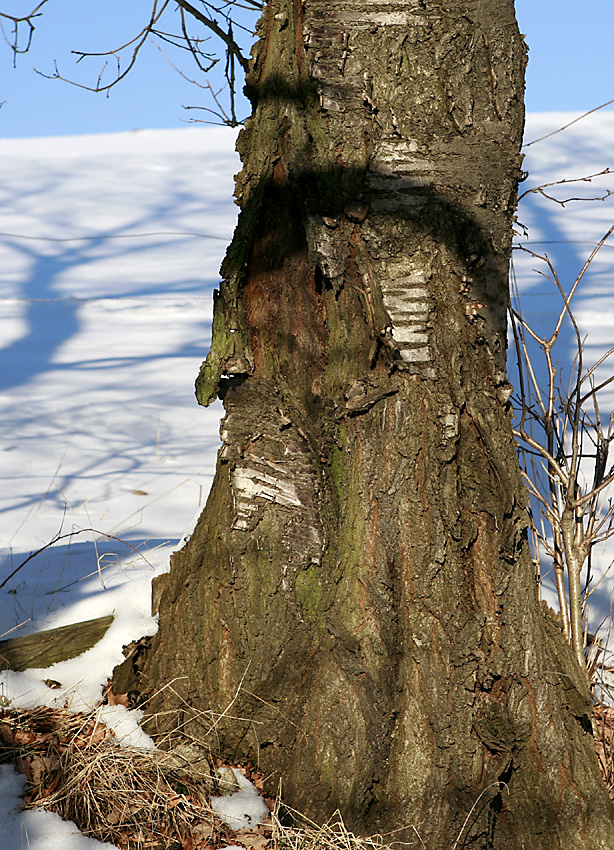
(0, 721), (16, 746)
(72, 720), (112, 747)
(131, 489), (148, 496)
(106, 687), (130, 708)
(15, 754), (32, 780)
(13, 728), (37, 745)
(234, 827), (272, 850)
(31, 756), (45, 786)
(190, 821), (216, 844)
(166, 791), (187, 810)
(43, 768), (61, 795)
(218, 766), (241, 794)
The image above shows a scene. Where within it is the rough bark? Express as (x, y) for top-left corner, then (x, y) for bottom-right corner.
(139, 1), (614, 846)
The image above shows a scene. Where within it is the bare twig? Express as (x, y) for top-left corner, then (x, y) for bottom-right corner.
(0, 0), (49, 63)
(0, 527), (154, 591)
(511, 231), (614, 671)
(8, 0), (257, 127)
(176, 0), (249, 73)
(35, 0), (172, 94)
(524, 97), (614, 147)
(518, 168), (614, 204)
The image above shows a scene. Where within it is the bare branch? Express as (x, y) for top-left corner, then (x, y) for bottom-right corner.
(518, 168), (614, 204)
(513, 428), (570, 487)
(0, 0), (49, 63)
(524, 97), (614, 147)
(512, 226), (614, 670)
(35, 0), (172, 94)
(175, 0), (249, 72)
(579, 350), (614, 406)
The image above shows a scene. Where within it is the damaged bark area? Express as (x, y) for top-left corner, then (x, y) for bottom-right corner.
(139, 1), (614, 847)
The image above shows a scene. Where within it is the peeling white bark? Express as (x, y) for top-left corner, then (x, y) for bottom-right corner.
(380, 267), (431, 363)
(334, 11), (425, 27)
(232, 465), (302, 530)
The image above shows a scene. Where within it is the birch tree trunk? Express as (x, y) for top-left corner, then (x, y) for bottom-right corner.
(141, 1), (614, 845)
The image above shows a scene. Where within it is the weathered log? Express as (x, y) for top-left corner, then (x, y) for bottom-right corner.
(0, 615), (113, 672)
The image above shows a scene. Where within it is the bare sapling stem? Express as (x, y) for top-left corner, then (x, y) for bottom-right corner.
(511, 225), (614, 676)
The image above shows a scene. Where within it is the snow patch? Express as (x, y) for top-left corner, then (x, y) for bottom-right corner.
(210, 768), (270, 831)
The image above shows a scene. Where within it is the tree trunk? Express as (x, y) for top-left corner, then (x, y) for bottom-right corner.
(141, 1), (614, 846)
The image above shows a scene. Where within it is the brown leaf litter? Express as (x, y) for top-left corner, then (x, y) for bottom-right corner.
(0, 704), (261, 849)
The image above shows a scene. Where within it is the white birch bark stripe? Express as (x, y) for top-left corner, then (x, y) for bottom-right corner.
(303, 1), (434, 364)
(380, 272), (431, 363)
(316, 0), (427, 27)
(369, 140), (436, 205)
(232, 466), (302, 530)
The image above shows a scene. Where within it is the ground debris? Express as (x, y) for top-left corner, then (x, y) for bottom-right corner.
(0, 706), (418, 850)
(0, 705), (225, 849)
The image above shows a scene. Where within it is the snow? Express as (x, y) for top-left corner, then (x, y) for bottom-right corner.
(0, 125), (241, 847)
(94, 705), (156, 749)
(210, 768), (271, 831)
(0, 126), (240, 724)
(0, 114), (613, 845)
(0, 764), (116, 849)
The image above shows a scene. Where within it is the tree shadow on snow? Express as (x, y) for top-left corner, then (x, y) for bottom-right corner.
(0, 536), (176, 639)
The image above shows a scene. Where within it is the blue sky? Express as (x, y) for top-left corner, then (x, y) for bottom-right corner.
(0, 1), (612, 137)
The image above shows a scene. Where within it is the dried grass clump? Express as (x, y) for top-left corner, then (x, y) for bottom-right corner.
(0, 705), (225, 849)
(271, 807), (415, 850)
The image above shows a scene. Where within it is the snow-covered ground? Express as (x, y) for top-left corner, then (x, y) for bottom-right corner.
(0, 113), (613, 846)
(0, 125), (238, 694)
(0, 126), (241, 847)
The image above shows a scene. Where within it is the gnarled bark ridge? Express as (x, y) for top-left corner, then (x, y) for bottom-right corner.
(141, 1), (614, 846)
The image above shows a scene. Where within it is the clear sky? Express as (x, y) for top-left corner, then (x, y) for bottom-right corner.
(0, 1), (613, 138)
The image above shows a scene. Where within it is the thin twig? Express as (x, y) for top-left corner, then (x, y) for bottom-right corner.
(0, 528), (153, 590)
(524, 97), (614, 147)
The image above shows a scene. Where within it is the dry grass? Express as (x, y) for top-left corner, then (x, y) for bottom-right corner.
(270, 807), (418, 850)
(5, 700), (614, 849)
(0, 705), (225, 849)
